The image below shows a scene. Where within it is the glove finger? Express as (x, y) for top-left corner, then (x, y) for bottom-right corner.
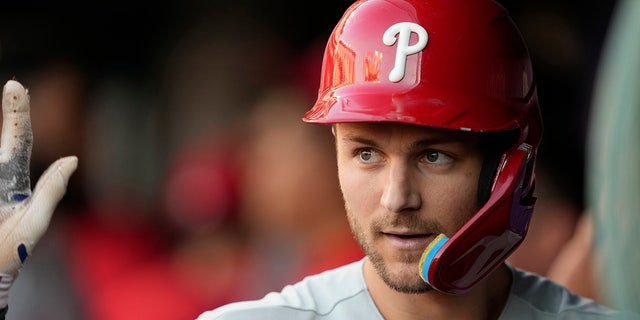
(0, 80), (33, 202)
(23, 156), (78, 234)
(0, 156), (77, 272)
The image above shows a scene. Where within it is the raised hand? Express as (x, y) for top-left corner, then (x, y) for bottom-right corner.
(0, 80), (77, 275)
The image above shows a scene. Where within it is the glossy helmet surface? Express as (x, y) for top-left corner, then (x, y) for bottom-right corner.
(304, 0), (542, 294)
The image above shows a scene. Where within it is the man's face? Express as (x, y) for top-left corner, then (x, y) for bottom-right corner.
(335, 122), (484, 293)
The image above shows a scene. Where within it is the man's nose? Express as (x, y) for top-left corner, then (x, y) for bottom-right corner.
(380, 162), (421, 213)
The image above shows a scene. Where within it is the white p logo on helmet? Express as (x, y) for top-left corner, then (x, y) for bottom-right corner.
(383, 22), (429, 82)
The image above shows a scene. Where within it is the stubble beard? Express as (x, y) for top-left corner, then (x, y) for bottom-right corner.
(346, 209), (434, 294)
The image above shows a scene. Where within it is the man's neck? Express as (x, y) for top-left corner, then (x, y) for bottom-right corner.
(364, 259), (512, 320)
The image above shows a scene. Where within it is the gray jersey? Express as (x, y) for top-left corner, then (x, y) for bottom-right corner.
(198, 258), (630, 320)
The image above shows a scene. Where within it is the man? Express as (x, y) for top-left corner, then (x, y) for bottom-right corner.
(198, 0), (628, 319)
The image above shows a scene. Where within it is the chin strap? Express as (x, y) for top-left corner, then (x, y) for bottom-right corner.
(418, 234), (448, 285)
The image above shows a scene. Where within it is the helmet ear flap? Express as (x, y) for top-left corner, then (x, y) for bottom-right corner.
(478, 152), (503, 207)
(477, 130), (519, 207)
(420, 141), (535, 294)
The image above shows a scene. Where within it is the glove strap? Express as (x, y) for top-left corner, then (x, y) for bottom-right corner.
(0, 273), (16, 309)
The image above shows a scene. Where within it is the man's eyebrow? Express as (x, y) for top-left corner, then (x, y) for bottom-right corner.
(340, 134), (380, 148)
(340, 133), (460, 150)
(410, 137), (459, 150)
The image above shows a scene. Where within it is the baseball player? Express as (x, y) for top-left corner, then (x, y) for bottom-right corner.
(198, 0), (632, 319)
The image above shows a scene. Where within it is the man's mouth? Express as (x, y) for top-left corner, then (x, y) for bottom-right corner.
(382, 232), (433, 250)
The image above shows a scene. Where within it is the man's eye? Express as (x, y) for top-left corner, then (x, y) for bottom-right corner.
(426, 151), (439, 163)
(358, 149), (378, 162)
(423, 150), (453, 165)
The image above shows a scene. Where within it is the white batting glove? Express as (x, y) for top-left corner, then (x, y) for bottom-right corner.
(0, 80), (78, 308)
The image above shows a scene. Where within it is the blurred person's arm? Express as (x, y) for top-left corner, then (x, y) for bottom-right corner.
(546, 214), (602, 304)
(0, 80), (77, 318)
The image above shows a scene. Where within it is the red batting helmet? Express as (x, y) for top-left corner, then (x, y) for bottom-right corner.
(304, 0), (542, 294)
